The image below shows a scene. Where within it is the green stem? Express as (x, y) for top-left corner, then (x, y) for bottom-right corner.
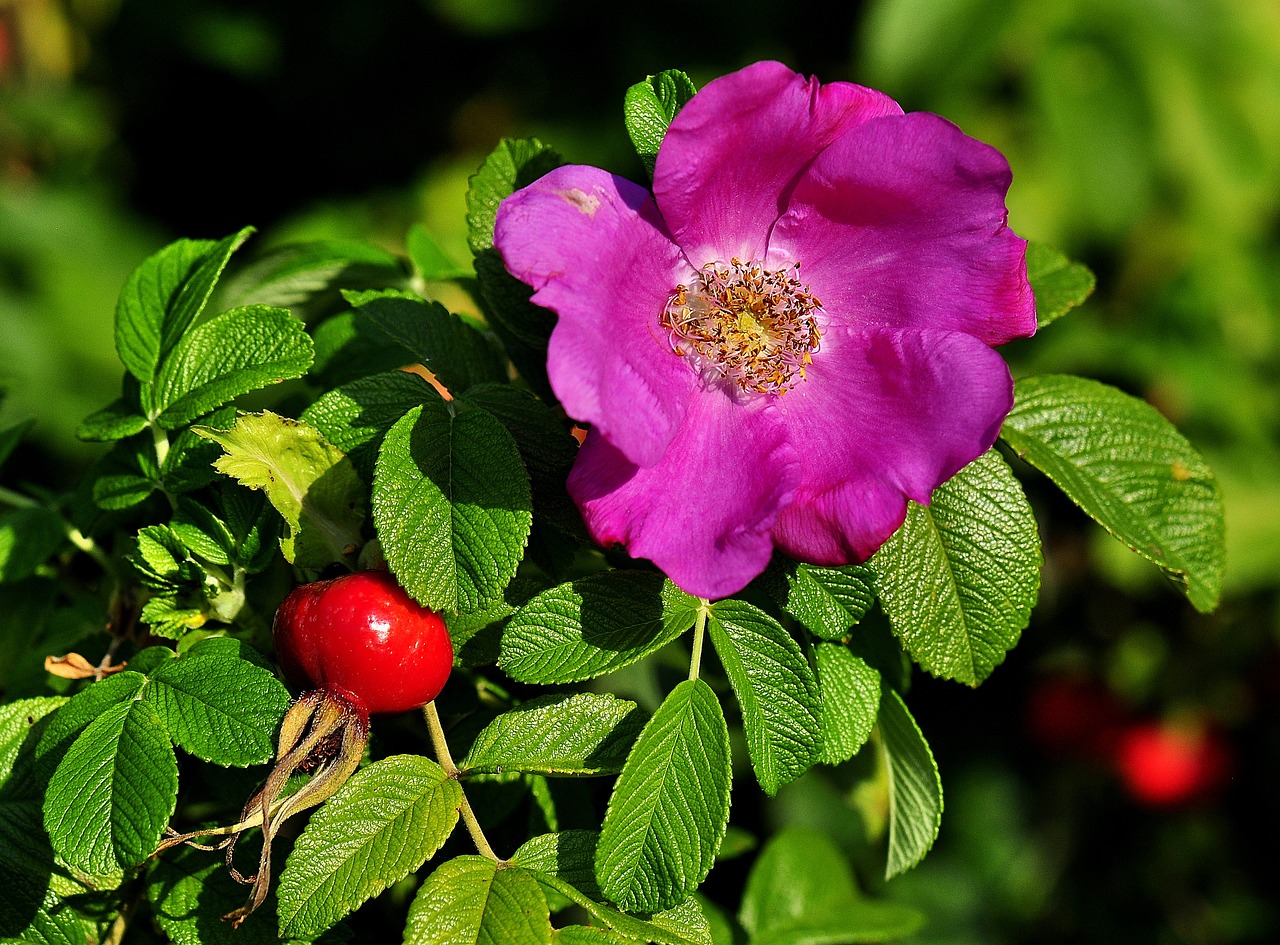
(688, 599), (711, 682)
(0, 484), (118, 576)
(423, 701), (506, 865)
(0, 484), (36, 509)
(150, 420), (171, 468)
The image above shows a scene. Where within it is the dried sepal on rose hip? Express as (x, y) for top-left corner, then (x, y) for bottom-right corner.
(156, 569), (453, 927)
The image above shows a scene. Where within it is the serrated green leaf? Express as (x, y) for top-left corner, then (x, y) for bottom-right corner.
(459, 383), (582, 535)
(373, 399), (532, 614)
(403, 856), (552, 945)
(0, 699), (87, 943)
(814, 643), (880, 766)
(171, 496), (236, 566)
(309, 309), (420, 388)
(278, 755), (463, 940)
(162, 404), (237, 495)
(462, 693), (646, 777)
(218, 237), (405, 310)
(408, 223), (472, 281)
(128, 524), (205, 591)
(552, 927), (637, 945)
(500, 572), (699, 684)
(706, 600), (821, 795)
(740, 824), (923, 944)
(90, 433), (162, 510)
(597, 679), (731, 913)
(513, 830), (603, 901)
(144, 637), (291, 766)
(344, 289), (507, 395)
(33, 672), (148, 779)
(115, 230), (255, 384)
(466, 138), (564, 256)
(148, 843), (292, 945)
(758, 559), (875, 641)
(147, 305), (314, 429)
(43, 695), (178, 874)
(0, 507), (64, 583)
(869, 449), (1040, 685)
(1026, 242), (1096, 328)
(1001, 374), (1225, 612)
(529, 873), (708, 945)
(140, 596), (209, 640)
(196, 411), (365, 570)
(76, 396), (149, 442)
(878, 689), (942, 879)
(301, 370), (435, 482)
(623, 70), (698, 177)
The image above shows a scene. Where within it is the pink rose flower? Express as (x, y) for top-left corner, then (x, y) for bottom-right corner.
(495, 61), (1036, 599)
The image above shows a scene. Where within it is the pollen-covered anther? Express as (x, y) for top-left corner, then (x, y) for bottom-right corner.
(660, 258), (822, 395)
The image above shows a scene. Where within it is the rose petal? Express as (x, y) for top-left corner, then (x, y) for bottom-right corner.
(654, 60), (901, 265)
(770, 112), (1036, 346)
(568, 385), (799, 599)
(495, 165), (696, 466)
(771, 324), (1013, 563)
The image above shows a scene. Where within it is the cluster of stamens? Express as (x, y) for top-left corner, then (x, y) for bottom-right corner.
(660, 258), (823, 395)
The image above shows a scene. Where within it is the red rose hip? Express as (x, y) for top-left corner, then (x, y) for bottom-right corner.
(273, 569), (453, 717)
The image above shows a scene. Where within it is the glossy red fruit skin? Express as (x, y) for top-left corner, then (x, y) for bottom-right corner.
(272, 570), (453, 718)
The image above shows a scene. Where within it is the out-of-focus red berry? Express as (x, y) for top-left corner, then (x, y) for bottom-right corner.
(1026, 673), (1129, 762)
(1113, 718), (1231, 807)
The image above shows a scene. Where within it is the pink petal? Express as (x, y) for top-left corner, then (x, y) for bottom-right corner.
(495, 165), (696, 467)
(770, 325), (1013, 564)
(770, 112), (1036, 346)
(654, 61), (902, 266)
(568, 386), (799, 599)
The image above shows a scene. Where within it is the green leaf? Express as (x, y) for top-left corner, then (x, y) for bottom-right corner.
(218, 237), (406, 310)
(0, 698), (65, 778)
(813, 643), (880, 766)
(499, 572), (699, 684)
(278, 755), (463, 940)
(869, 449), (1041, 685)
(0, 507), (64, 583)
(459, 383), (582, 534)
(90, 434), (162, 510)
(147, 305), (314, 429)
(623, 70), (698, 176)
(758, 559), (875, 641)
(878, 689), (942, 879)
(372, 399), (532, 613)
(144, 637), (291, 767)
(706, 600), (821, 795)
(128, 524), (205, 591)
(461, 693), (647, 777)
(115, 228), (254, 384)
(530, 873), (709, 945)
(512, 830), (603, 901)
(76, 396), (148, 442)
(197, 411), (365, 570)
(162, 404), (237, 495)
(43, 695), (178, 874)
(33, 672), (148, 780)
(407, 223), (472, 281)
(344, 289), (507, 395)
(740, 825), (924, 945)
(1000, 374), (1225, 612)
(466, 137), (564, 256)
(309, 309), (420, 388)
(597, 679), (731, 913)
(1026, 242), (1096, 328)
(403, 856), (552, 945)
(171, 496), (236, 566)
(148, 844), (292, 945)
(301, 370), (434, 482)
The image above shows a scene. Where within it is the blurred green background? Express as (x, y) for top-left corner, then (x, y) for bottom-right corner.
(2, 1), (1277, 942)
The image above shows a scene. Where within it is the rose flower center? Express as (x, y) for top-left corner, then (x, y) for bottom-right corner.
(660, 258), (822, 395)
